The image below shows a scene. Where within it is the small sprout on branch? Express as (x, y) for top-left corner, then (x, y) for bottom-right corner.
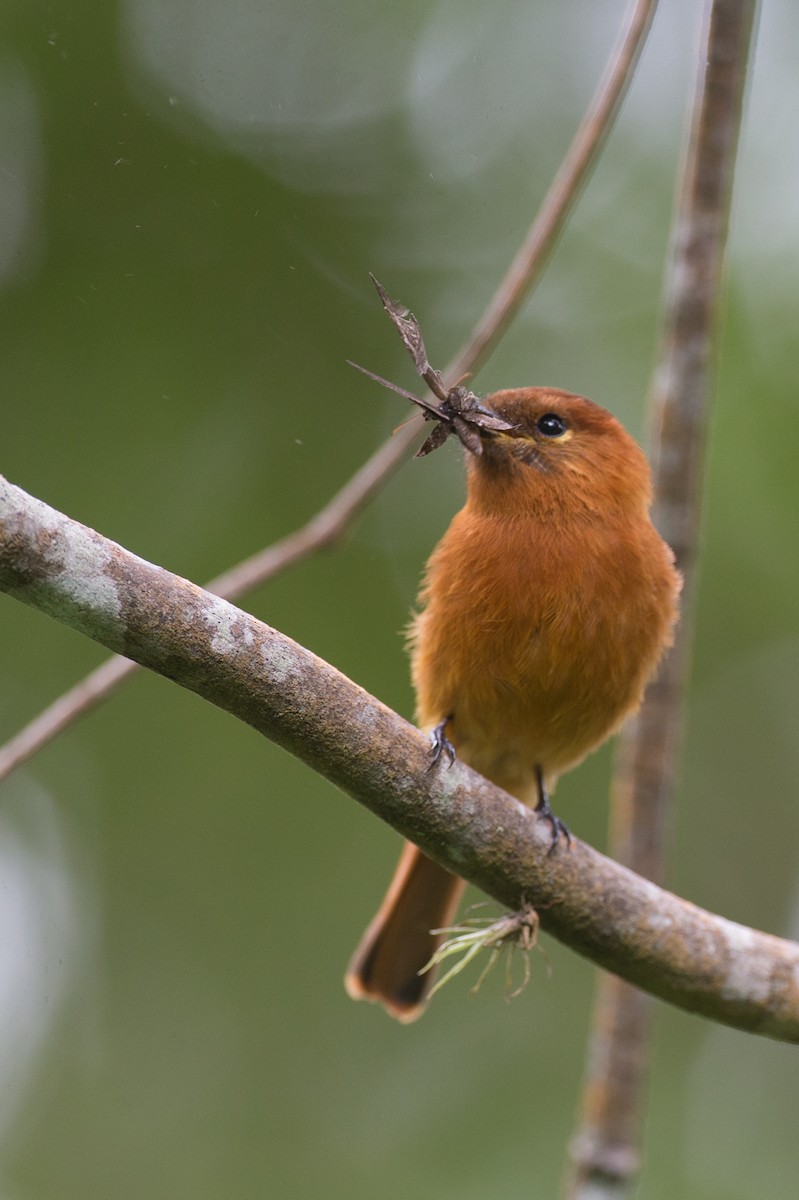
(422, 902), (541, 1004)
(348, 276), (517, 457)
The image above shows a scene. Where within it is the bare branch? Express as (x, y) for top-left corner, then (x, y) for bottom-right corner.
(1, 474), (798, 1043)
(0, 0), (658, 785)
(566, 3), (759, 1196)
(446, 0), (660, 382)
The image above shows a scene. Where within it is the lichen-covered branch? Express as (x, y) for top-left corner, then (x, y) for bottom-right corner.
(1, 473), (797, 1043)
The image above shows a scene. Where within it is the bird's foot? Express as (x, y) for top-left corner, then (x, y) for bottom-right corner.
(534, 766), (572, 853)
(428, 718), (456, 769)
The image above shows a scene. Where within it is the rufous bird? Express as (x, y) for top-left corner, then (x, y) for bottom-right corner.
(346, 386), (680, 1020)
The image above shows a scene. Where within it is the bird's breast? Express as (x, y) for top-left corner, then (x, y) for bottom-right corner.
(409, 508), (678, 801)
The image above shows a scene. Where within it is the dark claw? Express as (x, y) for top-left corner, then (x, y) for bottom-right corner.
(534, 766), (572, 853)
(428, 718), (456, 770)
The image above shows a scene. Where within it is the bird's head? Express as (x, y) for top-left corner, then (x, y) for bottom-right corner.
(461, 388), (654, 522)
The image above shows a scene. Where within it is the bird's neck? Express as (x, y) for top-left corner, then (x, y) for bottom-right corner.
(465, 457), (593, 524)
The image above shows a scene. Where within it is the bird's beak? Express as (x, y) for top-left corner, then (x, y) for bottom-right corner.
(449, 398), (516, 457)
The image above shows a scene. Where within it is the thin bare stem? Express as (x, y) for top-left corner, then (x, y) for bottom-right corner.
(2, 473), (798, 1041)
(447, 0), (659, 382)
(565, 3), (758, 1197)
(0, 0), (658, 786)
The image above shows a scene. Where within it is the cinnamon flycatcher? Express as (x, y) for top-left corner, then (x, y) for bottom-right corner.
(346, 386), (680, 1021)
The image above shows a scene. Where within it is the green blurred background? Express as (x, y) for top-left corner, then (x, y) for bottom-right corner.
(1, 1), (798, 1196)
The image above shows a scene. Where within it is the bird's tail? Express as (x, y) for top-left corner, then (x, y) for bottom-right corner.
(345, 841), (465, 1022)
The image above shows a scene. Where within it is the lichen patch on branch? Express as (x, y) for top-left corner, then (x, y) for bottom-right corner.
(205, 598), (257, 656)
(0, 478), (123, 635)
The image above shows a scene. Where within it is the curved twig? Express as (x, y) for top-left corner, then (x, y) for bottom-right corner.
(447, 0), (659, 381)
(0, 0), (658, 786)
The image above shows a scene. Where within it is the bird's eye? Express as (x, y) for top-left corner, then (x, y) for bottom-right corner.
(536, 413), (568, 438)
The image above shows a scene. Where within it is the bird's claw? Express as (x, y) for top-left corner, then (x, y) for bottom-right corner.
(428, 719), (456, 770)
(539, 808), (572, 855)
(534, 766), (572, 853)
